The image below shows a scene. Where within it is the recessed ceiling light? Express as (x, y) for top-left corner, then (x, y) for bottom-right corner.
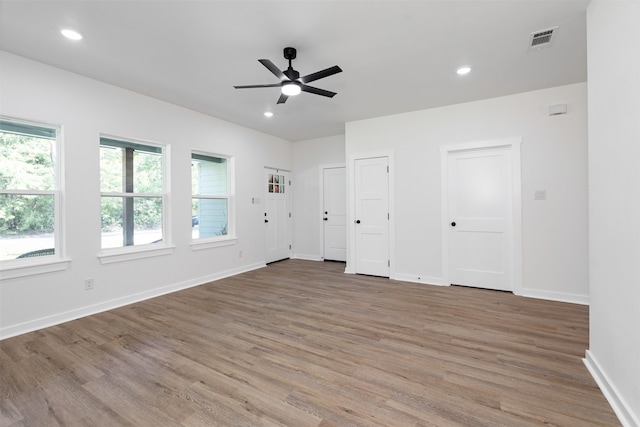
(456, 66), (471, 75)
(264, 112), (274, 118)
(61, 29), (83, 41)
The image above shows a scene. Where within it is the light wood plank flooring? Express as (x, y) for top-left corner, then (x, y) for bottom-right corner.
(1, 259), (619, 426)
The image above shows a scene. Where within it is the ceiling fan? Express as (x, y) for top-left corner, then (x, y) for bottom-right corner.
(233, 47), (342, 104)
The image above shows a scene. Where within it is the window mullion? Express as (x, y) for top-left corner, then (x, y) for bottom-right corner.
(123, 147), (134, 246)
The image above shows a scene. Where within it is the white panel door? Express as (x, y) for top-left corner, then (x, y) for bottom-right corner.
(323, 167), (347, 261)
(354, 157), (389, 277)
(265, 169), (290, 263)
(448, 148), (512, 291)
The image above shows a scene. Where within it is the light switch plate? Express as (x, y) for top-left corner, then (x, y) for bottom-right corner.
(534, 190), (547, 200)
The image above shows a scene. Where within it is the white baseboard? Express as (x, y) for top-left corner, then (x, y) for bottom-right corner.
(291, 253), (323, 261)
(520, 288), (589, 305)
(392, 273), (448, 286)
(0, 262), (266, 340)
(584, 350), (639, 427)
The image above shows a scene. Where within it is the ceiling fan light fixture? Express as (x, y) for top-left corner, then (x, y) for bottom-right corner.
(281, 82), (301, 96)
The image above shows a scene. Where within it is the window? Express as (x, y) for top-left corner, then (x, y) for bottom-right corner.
(100, 137), (165, 249)
(267, 172), (286, 194)
(191, 153), (232, 241)
(0, 118), (61, 262)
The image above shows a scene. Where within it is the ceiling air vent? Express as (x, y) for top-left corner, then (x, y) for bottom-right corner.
(528, 26), (558, 50)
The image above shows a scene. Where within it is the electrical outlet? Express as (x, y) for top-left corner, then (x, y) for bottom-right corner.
(84, 278), (94, 290)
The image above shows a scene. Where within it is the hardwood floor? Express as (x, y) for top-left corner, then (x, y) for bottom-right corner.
(1, 259), (619, 426)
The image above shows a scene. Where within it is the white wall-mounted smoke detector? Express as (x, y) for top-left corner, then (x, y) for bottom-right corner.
(528, 26), (558, 51)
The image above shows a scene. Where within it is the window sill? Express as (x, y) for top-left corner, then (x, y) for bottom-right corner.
(1, 257), (71, 280)
(98, 244), (175, 265)
(191, 236), (237, 251)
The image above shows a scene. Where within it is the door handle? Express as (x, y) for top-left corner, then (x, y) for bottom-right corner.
(355, 219), (361, 224)
(323, 218), (328, 221)
(265, 219), (269, 223)
(451, 221), (456, 227)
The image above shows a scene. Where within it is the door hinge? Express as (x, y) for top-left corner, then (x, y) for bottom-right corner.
(289, 180), (291, 186)
(289, 244), (292, 250)
(289, 212), (292, 218)
(388, 260), (390, 267)
(387, 165), (389, 173)
(388, 213), (390, 220)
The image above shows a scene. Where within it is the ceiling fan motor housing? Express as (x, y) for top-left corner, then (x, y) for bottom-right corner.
(284, 47), (297, 60)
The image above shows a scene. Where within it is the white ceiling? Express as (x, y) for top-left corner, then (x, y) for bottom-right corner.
(0, 0), (588, 142)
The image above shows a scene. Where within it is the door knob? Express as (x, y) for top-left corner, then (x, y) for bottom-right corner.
(355, 219), (361, 224)
(451, 221), (456, 227)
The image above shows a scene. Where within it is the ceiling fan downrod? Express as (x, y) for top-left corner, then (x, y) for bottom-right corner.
(283, 47), (299, 80)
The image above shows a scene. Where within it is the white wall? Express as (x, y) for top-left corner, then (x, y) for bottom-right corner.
(292, 135), (345, 260)
(0, 52), (292, 338)
(585, 1), (640, 425)
(346, 83), (589, 303)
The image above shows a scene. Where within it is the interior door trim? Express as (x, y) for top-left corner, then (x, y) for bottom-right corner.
(440, 138), (522, 296)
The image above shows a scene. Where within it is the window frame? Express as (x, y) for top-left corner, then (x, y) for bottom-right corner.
(97, 134), (174, 264)
(0, 116), (69, 279)
(190, 150), (236, 251)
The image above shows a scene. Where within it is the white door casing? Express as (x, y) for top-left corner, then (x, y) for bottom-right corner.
(265, 169), (291, 263)
(354, 157), (390, 277)
(323, 166), (347, 261)
(441, 139), (522, 294)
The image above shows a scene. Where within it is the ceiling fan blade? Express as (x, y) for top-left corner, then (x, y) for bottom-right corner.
(277, 93), (289, 104)
(234, 83), (283, 89)
(258, 59), (286, 80)
(300, 84), (337, 98)
(300, 65), (342, 84)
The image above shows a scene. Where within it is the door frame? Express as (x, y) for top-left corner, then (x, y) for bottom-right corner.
(440, 138), (522, 295)
(319, 163), (346, 261)
(345, 151), (395, 276)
